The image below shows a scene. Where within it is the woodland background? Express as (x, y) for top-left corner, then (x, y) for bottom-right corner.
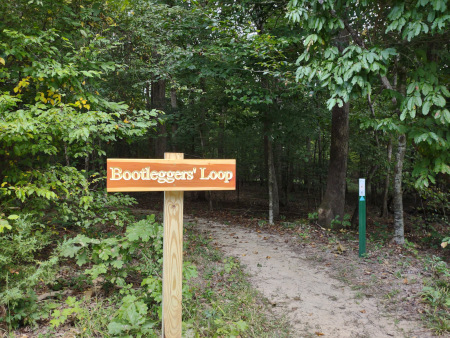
(0, 0), (448, 336)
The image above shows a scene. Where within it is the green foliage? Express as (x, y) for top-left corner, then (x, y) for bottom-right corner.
(287, 0), (449, 188)
(60, 215), (163, 286)
(308, 212), (319, 222)
(0, 214), (58, 328)
(330, 214), (351, 229)
(421, 256), (450, 334)
(0, 0), (157, 223)
(107, 294), (157, 338)
(50, 296), (83, 328)
(424, 256), (450, 280)
(421, 286), (450, 309)
(214, 318), (248, 337)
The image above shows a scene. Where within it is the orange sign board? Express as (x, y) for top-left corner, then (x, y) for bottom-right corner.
(107, 158), (236, 192)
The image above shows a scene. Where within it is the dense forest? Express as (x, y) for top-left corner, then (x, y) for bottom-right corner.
(0, 0), (448, 336)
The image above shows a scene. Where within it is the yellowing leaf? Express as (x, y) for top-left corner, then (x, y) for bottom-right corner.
(82, 80), (85, 85)
(442, 242), (448, 248)
(1, 182), (8, 187)
(13, 87), (19, 93)
(123, 118), (129, 123)
(84, 104), (90, 110)
(0, 57), (5, 65)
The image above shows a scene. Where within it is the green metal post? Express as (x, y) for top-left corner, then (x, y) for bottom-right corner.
(359, 196), (366, 257)
(359, 178), (366, 257)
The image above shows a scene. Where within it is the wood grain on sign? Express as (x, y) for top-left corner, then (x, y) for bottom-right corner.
(162, 153), (184, 338)
(106, 158), (236, 192)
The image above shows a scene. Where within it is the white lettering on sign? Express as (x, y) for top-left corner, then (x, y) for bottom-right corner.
(110, 167), (196, 184)
(109, 166), (234, 184)
(199, 167), (233, 183)
(359, 178), (366, 197)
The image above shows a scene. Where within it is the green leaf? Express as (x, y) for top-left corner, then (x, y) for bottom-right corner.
(327, 98), (337, 110)
(7, 214), (19, 220)
(432, 95), (446, 107)
(441, 85), (450, 97)
(0, 219), (12, 233)
(111, 259), (124, 269)
(108, 321), (130, 335)
(407, 83), (416, 95)
(60, 244), (82, 258)
(422, 83), (433, 96)
(422, 101), (432, 115)
(400, 109), (407, 121)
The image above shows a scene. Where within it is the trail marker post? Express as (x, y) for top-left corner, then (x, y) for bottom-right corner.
(107, 153), (236, 337)
(358, 178), (366, 257)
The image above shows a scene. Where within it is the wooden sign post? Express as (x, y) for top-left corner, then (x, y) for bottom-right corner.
(107, 153), (236, 338)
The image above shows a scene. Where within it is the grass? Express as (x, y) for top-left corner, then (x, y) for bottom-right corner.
(420, 255), (450, 335)
(183, 222), (292, 337)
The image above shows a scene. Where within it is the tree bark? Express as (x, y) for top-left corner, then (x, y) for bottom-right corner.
(152, 78), (166, 158)
(393, 134), (406, 244)
(318, 102), (350, 228)
(267, 136), (279, 224)
(381, 138), (393, 217)
(170, 87), (178, 152)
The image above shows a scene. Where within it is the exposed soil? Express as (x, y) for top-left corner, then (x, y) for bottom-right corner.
(191, 216), (437, 337)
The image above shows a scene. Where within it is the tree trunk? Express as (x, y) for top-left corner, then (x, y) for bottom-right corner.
(218, 108), (225, 158)
(268, 137), (279, 224)
(170, 87), (178, 152)
(318, 127), (324, 201)
(318, 102), (350, 228)
(393, 134), (406, 244)
(381, 138), (393, 217)
(152, 78), (166, 158)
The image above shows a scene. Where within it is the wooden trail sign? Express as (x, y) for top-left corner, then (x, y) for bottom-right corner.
(107, 158), (236, 192)
(107, 154), (236, 338)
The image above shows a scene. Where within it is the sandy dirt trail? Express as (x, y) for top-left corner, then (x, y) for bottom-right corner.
(192, 217), (429, 338)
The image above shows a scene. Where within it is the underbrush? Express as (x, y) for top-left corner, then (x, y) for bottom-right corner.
(421, 256), (450, 335)
(1, 193), (290, 337)
(0, 192), (198, 337)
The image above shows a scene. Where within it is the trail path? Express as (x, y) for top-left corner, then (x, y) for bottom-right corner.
(192, 217), (431, 338)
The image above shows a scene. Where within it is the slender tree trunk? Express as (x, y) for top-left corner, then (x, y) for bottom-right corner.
(318, 102), (350, 228)
(152, 78), (166, 158)
(170, 87), (178, 151)
(276, 143), (288, 207)
(64, 142), (70, 167)
(393, 134), (406, 244)
(318, 127), (324, 201)
(218, 108), (225, 158)
(263, 133), (269, 185)
(381, 138), (393, 217)
(268, 137), (279, 224)
(85, 141), (89, 173)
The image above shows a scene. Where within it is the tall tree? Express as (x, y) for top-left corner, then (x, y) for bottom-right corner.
(287, 0), (449, 239)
